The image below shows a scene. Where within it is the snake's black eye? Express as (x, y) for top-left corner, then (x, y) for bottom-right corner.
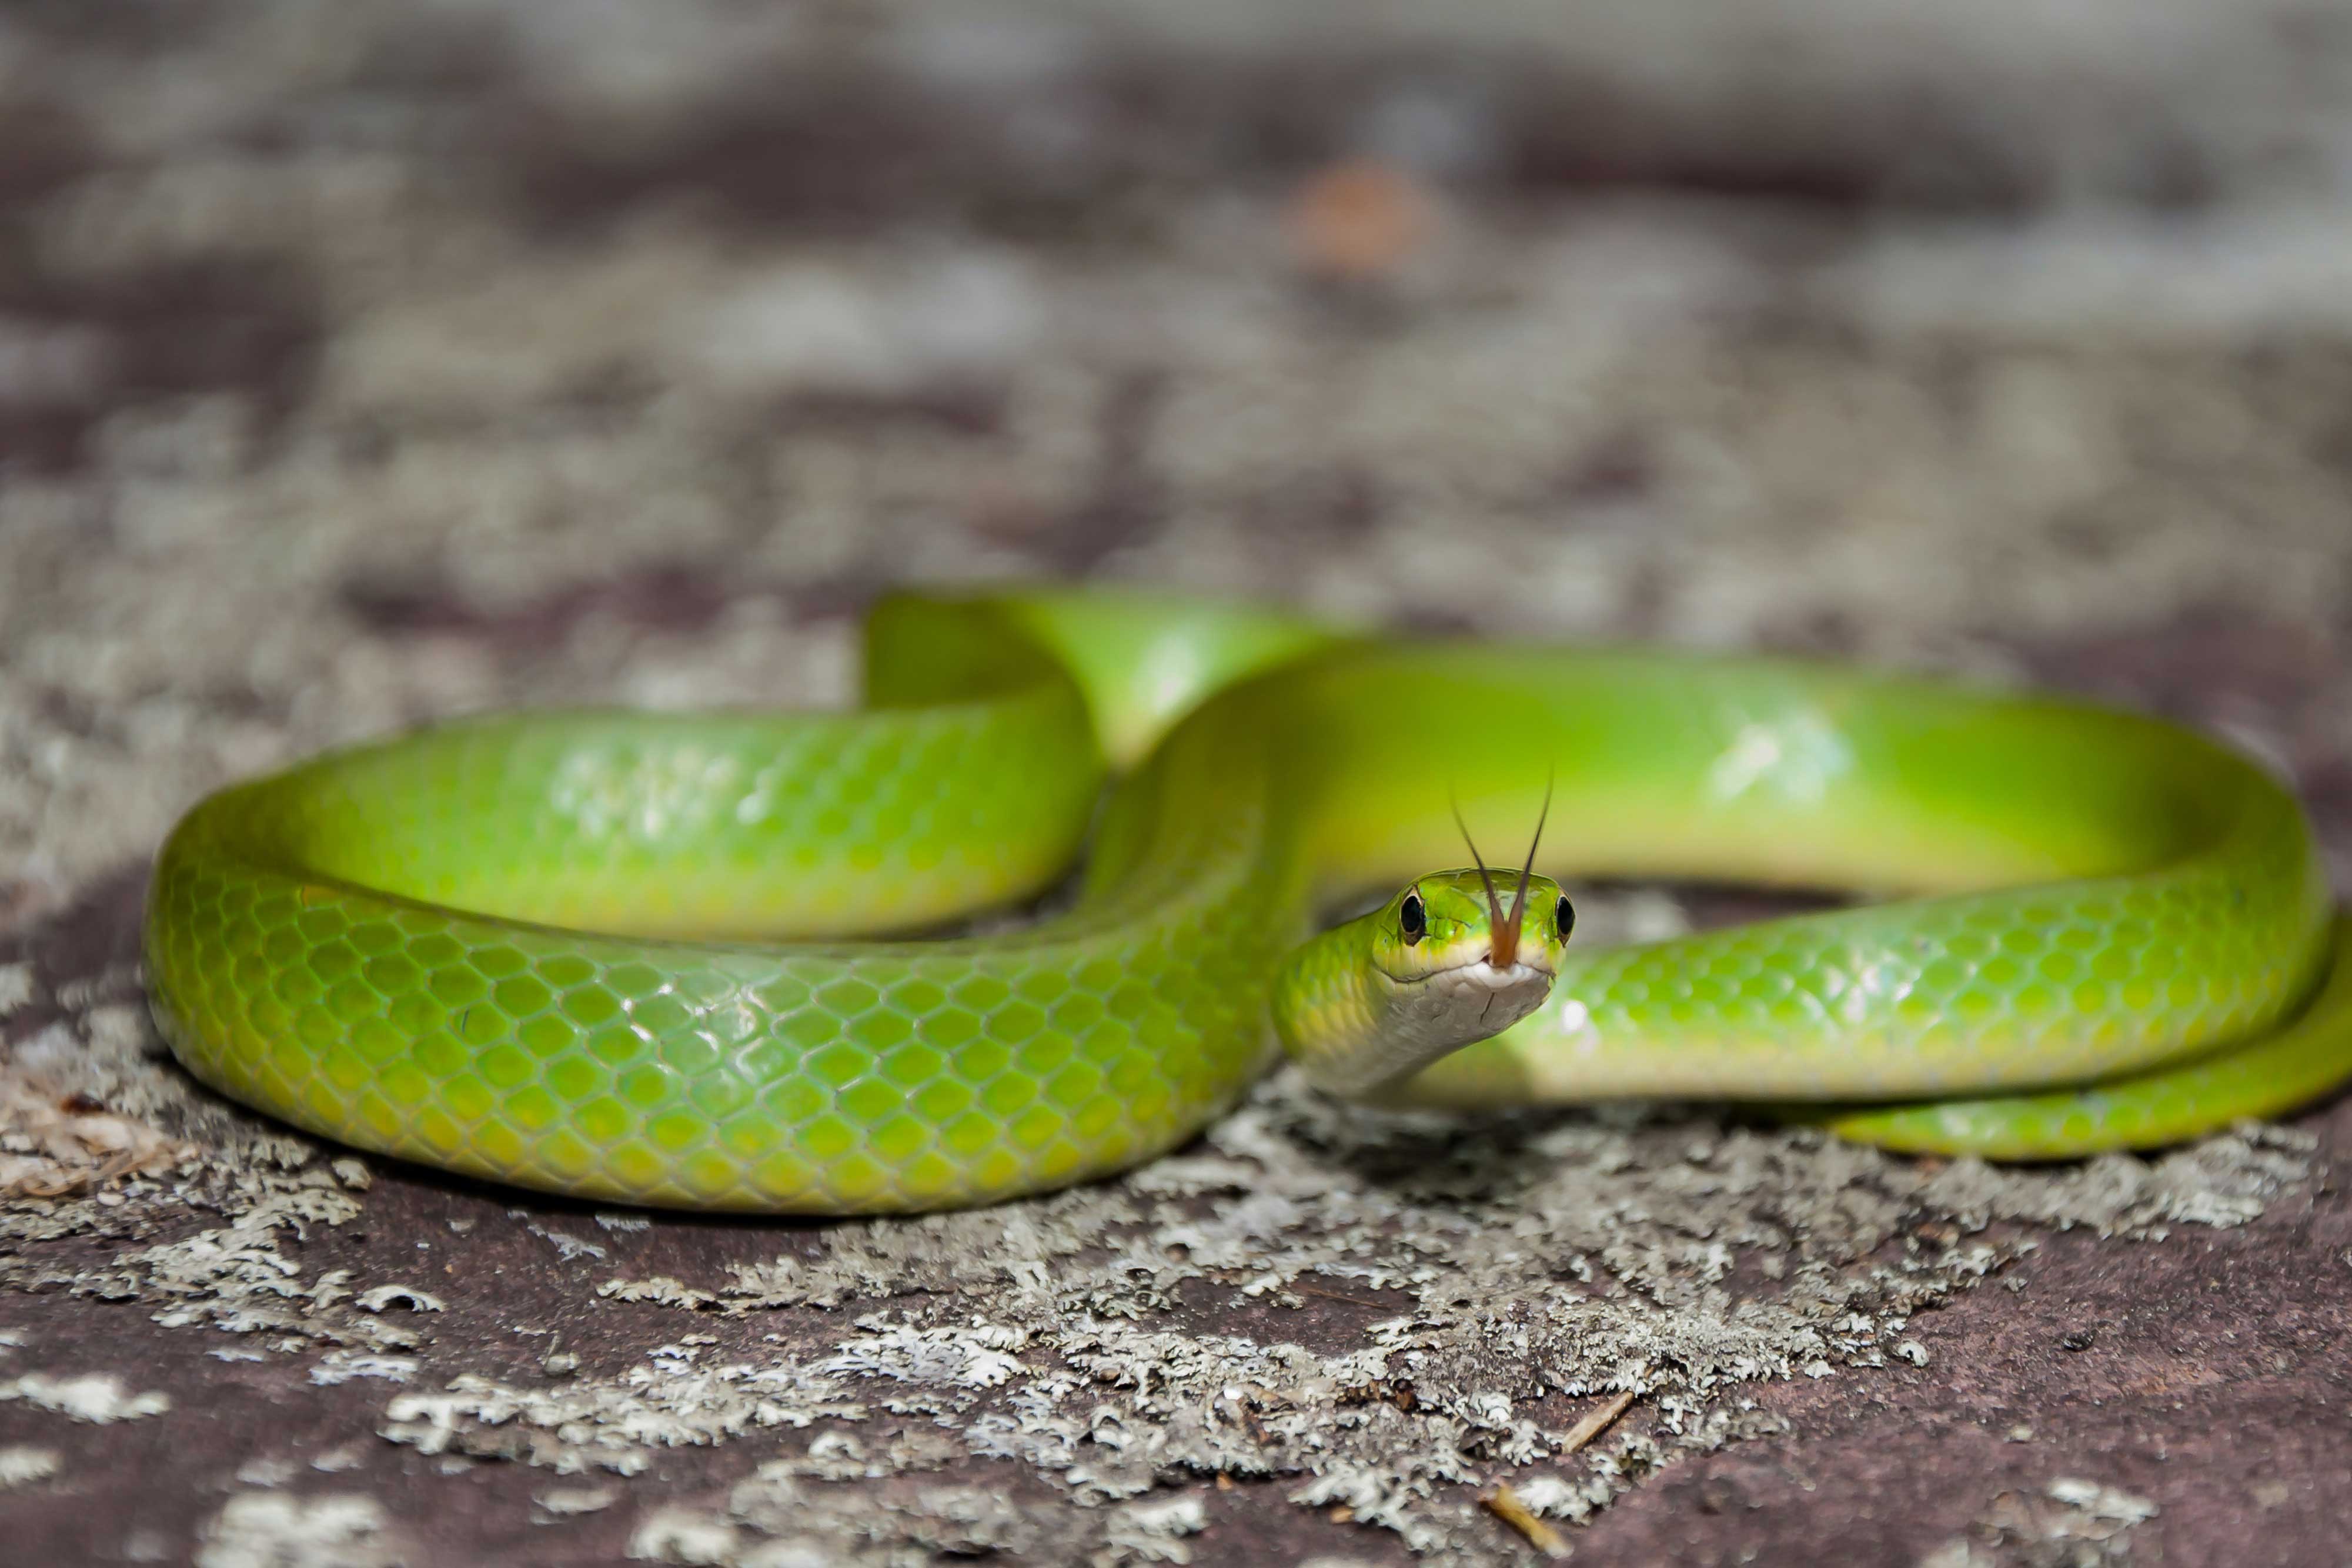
(1555, 895), (1575, 941)
(1399, 891), (1426, 945)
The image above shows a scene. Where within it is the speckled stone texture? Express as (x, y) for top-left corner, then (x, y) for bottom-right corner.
(3, 4), (2351, 1566)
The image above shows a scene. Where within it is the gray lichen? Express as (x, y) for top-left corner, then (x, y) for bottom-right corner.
(1918, 1477), (2160, 1568)
(363, 1067), (2307, 1560)
(195, 1494), (405, 1568)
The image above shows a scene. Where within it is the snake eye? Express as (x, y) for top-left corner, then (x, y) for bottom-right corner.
(1399, 891), (1426, 945)
(1555, 895), (1575, 941)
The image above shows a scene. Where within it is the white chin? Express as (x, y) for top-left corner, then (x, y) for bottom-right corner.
(1414, 961), (1555, 1038)
(1308, 959), (1559, 1098)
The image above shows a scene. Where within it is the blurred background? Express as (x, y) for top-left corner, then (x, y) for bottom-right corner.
(2, 0), (2350, 919)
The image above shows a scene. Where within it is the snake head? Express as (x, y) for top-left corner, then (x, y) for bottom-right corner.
(1362, 868), (1573, 1054)
(1351, 788), (1575, 1058)
(1371, 871), (1573, 983)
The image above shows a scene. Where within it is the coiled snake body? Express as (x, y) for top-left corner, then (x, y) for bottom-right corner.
(145, 590), (2352, 1211)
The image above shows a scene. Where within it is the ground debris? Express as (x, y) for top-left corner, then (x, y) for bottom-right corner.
(1101, 1494), (1210, 1564)
(0, 1443), (62, 1487)
(64, 1174), (381, 1344)
(195, 1493), (404, 1568)
(0, 1370), (171, 1422)
(631, 1469), (1050, 1567)
(536, 1484), (619, 1516)
(0, 1033), (196, 1199)
(380, 1346), (871, 1475)
(1918, 1477), (2160, 1568)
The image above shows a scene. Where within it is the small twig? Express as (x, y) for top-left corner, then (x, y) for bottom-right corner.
(1558, 1389), (1638, 1457)
(1476, 1393), (1639, 1559)
(1478, 1483), (1572, 1560)
(1292, 1282), (1389, 1310)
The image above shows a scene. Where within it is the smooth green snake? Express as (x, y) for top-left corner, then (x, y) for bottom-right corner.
(143, 589), (2352, 1212)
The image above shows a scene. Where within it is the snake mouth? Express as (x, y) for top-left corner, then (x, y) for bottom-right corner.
(1394, 957), (1556, 1041)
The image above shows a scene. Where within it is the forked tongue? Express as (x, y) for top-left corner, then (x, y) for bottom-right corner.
(1451, 784), (1551, 968)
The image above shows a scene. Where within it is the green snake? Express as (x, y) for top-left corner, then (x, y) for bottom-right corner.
(143, 589), (2352, 1212)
